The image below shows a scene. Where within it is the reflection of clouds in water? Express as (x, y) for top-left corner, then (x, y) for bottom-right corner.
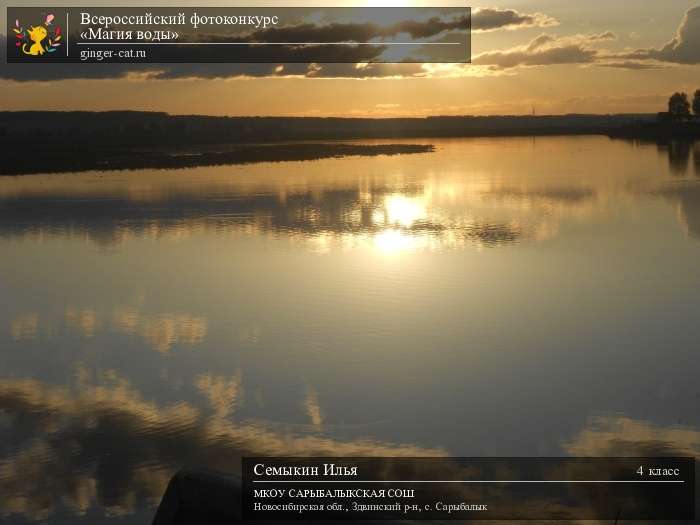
(7, 307), (207, 354)
(560, 416), (699, 523)
(238, 325), (261, 344)
(0, 177), (603, 252)
(0, 375), (445, 521)
(557, 416), (700, 524)
(65, 308), (100, 338)
(565, 415), (700, 457)
(488, 187), (597, 208)
(195, 372), (242, 419)
(1, 138), (699, 252)
(4, 370), (694, 523)
(265, 183), (600, 252)
(9, 313), (39, 341)
(303, 385), (323, 427)
(305, 219), (527, 254)
(112, 307), (207, 354)
(1, 440), (99, 521)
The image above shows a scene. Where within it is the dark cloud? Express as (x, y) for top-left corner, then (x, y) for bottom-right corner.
(471, 7), (557, 32)
(248, 16), (469, 42)
(596, 60), (667, 70)
(0, 32), (395, 81)
(615, 6), (700, 64)
(249, 8), (556, 42)
(587, 31), (617, 41)
(472, 33), (602, 69)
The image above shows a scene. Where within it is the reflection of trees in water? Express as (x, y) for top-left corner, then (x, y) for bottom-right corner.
(670, 141), (691, 175)
(644, 139), (700, 240)
(662, 184), (700, 240)
(657, 139), (698, 176)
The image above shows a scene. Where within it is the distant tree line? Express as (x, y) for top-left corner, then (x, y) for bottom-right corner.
(665, 90), (700, 121)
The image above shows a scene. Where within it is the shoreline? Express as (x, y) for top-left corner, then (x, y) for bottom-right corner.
(607, 121), (700, 140)
(0, 143), (434, 176)
(2, 110), (699, 176)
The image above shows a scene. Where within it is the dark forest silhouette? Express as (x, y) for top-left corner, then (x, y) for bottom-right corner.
(0, 108), (697, 175)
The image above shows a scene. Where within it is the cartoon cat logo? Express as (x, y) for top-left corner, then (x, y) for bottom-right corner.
(23, 25), (49, 55)
(12, 14), (62, 57)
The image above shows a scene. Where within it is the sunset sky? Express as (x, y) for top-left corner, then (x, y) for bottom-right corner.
(1, 0), (700, 116)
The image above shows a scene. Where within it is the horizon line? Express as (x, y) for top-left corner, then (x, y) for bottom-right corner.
(0, 110), (658, 118)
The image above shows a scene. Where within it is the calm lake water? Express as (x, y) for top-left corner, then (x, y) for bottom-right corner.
(1, 136), (699, 523)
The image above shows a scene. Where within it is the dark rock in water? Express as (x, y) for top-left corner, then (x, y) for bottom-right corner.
(152, 469), (243, 525)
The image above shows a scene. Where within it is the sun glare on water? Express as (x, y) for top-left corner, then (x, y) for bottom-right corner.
(380, 194), (427, 227)
(371, 194), (428, 254)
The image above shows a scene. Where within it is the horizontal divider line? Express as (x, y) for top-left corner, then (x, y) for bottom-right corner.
(74, 42), (463, 45)
(252, 480), (685, 483)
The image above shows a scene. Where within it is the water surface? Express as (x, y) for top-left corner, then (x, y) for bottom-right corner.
(1, 136), (699, 523)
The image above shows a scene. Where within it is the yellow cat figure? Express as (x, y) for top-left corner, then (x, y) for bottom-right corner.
(22, 26), (48, 56)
